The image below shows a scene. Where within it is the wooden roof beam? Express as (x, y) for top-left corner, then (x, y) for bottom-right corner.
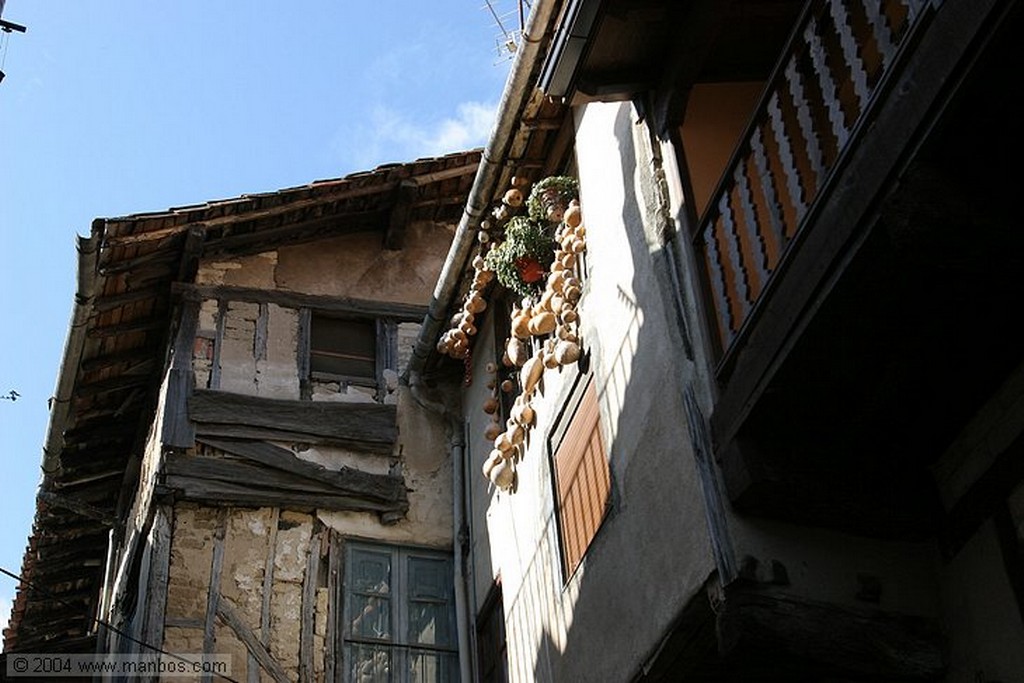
(384, 180), (419, 250)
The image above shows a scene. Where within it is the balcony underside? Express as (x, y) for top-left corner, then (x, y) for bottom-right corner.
(712, 0), (1023, 539)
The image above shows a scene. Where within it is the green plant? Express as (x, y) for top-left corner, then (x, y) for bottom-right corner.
(485, 216), (556, 299)
(527, 175), (579, 223)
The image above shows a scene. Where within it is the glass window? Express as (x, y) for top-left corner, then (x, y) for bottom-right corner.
(344, 543), (458, 683)
(310, 315), (377, 381)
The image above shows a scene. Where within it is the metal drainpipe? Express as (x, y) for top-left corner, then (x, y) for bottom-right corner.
(407, 374), (472, 682)
(41, 220), (102, 483)
(405, 0), (562, 381)
(450, 421), (472, 683)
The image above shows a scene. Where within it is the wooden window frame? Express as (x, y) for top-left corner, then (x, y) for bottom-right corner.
(548, 364), (611, 583)
(300, 310), (397, 401)
(475, 580), (508, 683)
(341, 541), (459, 683)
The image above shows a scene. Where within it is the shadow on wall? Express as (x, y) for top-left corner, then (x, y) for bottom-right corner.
(515, 102), (721, 682)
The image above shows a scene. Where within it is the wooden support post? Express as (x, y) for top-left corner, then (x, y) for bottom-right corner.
(299, 526), (323, 683)
(253, 507), (280, 683)
(163, 297), (199, 449)
(325, 530), (341, 683)
(217, 600), (291, 683)
(141, 506), (172, 661)
(203, 509), (227, 683)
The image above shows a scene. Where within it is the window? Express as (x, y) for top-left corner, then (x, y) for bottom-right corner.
(310, 314), (377, 382)
(550, 374), (610, 580)
(475, 582), (507, 683)
(343, 543), (458, 683)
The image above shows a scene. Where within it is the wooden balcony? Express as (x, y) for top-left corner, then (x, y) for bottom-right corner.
(698, 0), (1024, 537)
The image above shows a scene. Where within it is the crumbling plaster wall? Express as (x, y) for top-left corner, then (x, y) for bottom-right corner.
(162, 504), (327, 682)
(192, 225), (449, 404)
(157, 226), (458, 677)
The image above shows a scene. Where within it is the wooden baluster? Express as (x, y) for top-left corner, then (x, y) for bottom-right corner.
(718, 187), (752, 329)
(767, 91), (808, 227)
(702, 220), (735, 347)
(785, 48), (827, 192)
(750, 124), (787, 261)
(830, 0), (869, 116)
(905, 0), (927, 22)
(805, 7), (849, 151)
(864, 0), (897, 71)
(734, 155), (770, 297)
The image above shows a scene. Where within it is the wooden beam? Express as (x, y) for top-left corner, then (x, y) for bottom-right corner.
(86, 317), (167, 339)
(299, 526), (323, 683)
(164, 451), (405, 505)
(99, 244), (182, 275)
(189, 390), (399, 450)
(203, 509), (227, 683)
(195, 438), (404, 502)
(216, 599), (291, 683)
(202, 209), (389, 258)
(941, 429), (1024, 558)
(298, 307), (311, 401)
(210, 299), (226, 390)
(650, 0), (745, 134)
(256, 508), (280, 683)
(37, 491), (117, 527)
(163, 298), (199, 449)
(716, 585), (945, 679)
(384, 180), (419, 250)
(141, 506), (172, 655)
(163, 474), (406, 515)
(324, 529), (341, 683)
(73, 373), (152, 399)
(173, 283), (430, 322)
(177, 225), (205, 283)
(92, 288), (161, 313)
(80, 349), (156, 375)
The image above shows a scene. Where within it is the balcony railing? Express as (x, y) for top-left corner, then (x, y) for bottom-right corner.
(695, 0), (933, 360)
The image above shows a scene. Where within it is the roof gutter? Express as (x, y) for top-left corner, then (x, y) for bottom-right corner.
(40, 220), (103, 483)
(406, 0), (563, 379)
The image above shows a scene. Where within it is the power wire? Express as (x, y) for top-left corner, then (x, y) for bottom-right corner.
(0, 566), (241, 683)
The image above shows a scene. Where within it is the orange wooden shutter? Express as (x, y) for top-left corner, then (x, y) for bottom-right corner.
(554, 379), (610, 577)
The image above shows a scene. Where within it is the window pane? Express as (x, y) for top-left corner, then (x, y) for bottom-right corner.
(407, 557), (452, 646)
(350, 595), (392, 641)
(408, 650), (458, 683)
(347, 643), (393, 683)
(349, 550), (392, 640)
(408, 557), (448, 600)
(311, 316), (376, 379)
(408, 603), (451, 647)
(352, 550), (391, 594)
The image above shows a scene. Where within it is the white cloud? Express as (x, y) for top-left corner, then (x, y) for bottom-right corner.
(341, 101), (497, 169)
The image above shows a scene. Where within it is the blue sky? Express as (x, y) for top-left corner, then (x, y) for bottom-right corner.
(0, 0), (516, 637)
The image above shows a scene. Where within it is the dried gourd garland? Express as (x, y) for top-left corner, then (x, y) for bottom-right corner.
(434, 174), (587, 493)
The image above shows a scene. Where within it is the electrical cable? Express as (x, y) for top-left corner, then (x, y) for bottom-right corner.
(0, 566), (241, 683)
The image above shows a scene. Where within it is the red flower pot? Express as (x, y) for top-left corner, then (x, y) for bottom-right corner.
(515, 257), (545, 283)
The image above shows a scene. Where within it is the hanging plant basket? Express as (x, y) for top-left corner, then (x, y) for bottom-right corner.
(527, 175), (579, 224)
(485, 216), (556, 299)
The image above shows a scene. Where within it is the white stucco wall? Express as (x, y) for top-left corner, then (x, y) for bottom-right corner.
(466, 100), (718, 683)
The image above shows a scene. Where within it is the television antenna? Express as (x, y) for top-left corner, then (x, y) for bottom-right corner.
(483, 0), (531, 63)
(0, 2), (28, 86)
